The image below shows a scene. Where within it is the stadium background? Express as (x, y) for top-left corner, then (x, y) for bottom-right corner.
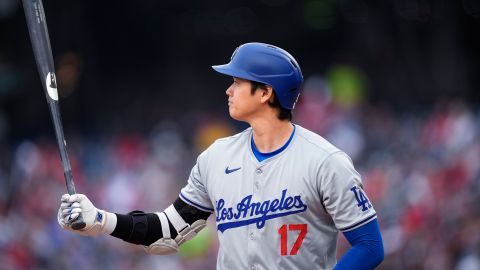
(0, 0), (479, 269)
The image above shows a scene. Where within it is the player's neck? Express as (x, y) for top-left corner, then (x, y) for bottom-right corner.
(250, 118), (293, 153)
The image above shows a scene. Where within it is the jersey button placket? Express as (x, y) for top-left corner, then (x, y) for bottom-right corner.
(249, 166), (263, 268)
(254, 167), (263, 191)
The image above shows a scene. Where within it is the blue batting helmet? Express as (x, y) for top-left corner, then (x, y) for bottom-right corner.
(212, 42), (303, 110)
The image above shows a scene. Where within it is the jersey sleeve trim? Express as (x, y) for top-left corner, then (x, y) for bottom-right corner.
(179, 192), (214, 213)
(339, 213), (377, 232)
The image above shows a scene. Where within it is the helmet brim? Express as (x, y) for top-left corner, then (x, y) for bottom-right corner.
(212, 64), (260, 84)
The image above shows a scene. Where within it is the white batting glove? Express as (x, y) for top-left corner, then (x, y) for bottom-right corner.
(57, 194), (117, 237)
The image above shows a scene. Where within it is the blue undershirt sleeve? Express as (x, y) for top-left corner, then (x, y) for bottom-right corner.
(334, 219), (384, 270)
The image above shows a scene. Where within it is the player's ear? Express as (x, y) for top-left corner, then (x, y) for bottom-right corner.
(260, 86), (274, 104)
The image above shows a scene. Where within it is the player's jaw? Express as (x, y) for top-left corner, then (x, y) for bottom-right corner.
(226, 77), (263, 122)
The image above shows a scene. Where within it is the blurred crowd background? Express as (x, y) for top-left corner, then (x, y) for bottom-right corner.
(1, 0), (480, 269)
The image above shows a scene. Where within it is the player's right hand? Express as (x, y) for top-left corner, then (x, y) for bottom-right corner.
(57, 194), (113, 237)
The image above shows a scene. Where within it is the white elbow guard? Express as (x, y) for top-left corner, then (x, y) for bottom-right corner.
(144, 205), (207, 255)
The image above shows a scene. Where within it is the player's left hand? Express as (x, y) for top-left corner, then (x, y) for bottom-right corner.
(57, 193), (110, 237)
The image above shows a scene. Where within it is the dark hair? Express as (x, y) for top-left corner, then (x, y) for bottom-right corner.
(250, 81), (292, 121)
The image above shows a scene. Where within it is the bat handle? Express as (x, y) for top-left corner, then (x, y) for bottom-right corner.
(65, 170), (87, 230)
(70, 215), (86, 230)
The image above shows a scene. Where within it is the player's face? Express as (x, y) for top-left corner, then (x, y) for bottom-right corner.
(226, 77), (264, 122)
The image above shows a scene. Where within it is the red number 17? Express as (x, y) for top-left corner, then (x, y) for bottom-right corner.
(278, 224), (308, 256)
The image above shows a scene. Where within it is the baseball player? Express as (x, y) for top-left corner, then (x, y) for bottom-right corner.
(58, 43), (384, 269)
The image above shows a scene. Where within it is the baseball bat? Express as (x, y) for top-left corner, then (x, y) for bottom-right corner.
(22, 0), (86, 230)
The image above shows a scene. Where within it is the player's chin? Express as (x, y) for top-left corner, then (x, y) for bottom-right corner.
(228, 108), (243, 121)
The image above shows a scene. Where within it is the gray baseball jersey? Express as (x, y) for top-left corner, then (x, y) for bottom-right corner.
(180, 124), (376, 270)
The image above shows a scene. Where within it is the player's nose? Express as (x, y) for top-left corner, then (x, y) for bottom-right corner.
(226, 85), (233, 96)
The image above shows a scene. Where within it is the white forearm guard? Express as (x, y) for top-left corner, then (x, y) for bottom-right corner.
(143, 205), (207, 255)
